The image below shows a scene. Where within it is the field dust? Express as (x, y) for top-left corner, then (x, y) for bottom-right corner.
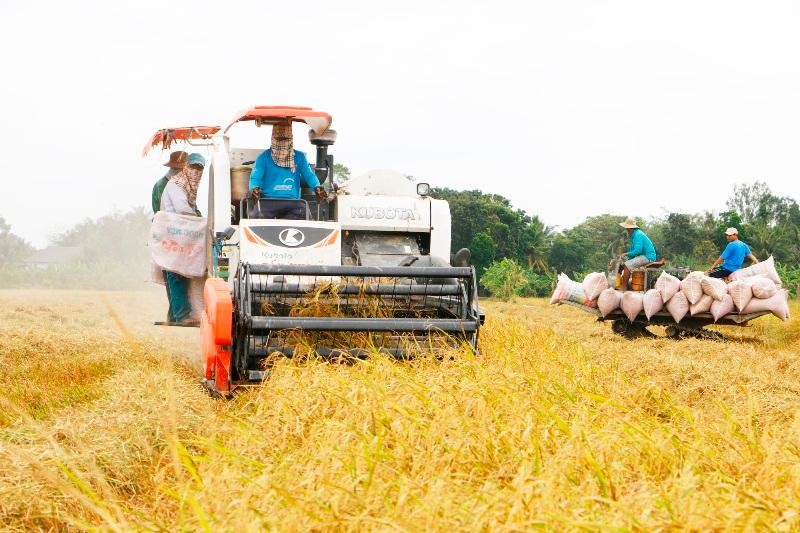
(0, 288), (798, 531)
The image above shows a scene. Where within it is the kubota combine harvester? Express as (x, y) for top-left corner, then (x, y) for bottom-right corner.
(145, 106), (483, 395)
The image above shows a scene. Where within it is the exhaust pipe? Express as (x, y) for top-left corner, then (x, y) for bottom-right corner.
(309, 129), (337, 185)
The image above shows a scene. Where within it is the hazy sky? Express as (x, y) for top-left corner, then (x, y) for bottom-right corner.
(1, 1), (799, 247)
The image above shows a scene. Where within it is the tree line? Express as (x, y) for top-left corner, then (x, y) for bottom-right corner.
(0, 180), (797, 295)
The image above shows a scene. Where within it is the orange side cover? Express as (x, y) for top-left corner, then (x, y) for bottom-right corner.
(204, 278), (232, 346)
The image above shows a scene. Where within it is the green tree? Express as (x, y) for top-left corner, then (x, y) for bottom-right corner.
(432, 188), (551, 271)
(470, 232), (496, 278)
(0, 217), (33, 266)
(332, 163), (351, 183)
(521, 215), (553, 272)
(480, 258), (528, 301)
(726, 181), (799, 227)
(547, 214), (629, 277)
(724, 182), (799, 263)
(652, 213), (698, 259)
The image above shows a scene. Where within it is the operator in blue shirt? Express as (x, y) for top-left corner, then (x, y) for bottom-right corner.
(706, 227), (759, 279)
(248, 123), (326, 220)
(618, 216), (657, 290)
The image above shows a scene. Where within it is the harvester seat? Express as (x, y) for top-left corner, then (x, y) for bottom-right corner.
(241, 198), (311, 221)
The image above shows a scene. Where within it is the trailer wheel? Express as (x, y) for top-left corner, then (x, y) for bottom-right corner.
(612, 319), (629, 335)
(665, 325), (682, 339)
(612, 319), (655, 339)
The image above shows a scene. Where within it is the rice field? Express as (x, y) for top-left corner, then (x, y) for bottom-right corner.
(0, 288), (798, 531)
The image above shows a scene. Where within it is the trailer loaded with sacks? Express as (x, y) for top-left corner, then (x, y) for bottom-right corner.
(551, 256), (790, 339)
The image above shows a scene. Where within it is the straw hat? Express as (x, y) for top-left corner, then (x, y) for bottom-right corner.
(619, 217), (639, 229)
(164, 151), (189, 168)
(724, 227), (739, 236)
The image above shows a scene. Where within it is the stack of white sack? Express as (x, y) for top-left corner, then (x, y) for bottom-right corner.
(654, 271), (688, 323)
(593, 270), (683, 321)
(550, 272), (609, 308)
(672, 263), (789, 322)
(728, 256), (782, 285)
(725, 260), (789, 320)
(654, 270), (734, 323)
(594, 283), (645, 321)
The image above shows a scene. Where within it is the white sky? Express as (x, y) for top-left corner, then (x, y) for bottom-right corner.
(1, 1), (799, 247)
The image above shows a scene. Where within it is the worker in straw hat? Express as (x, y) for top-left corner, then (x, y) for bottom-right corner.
(705, 227), (758, 279)
(151, 151), (188, 214)
(618, 216), (657, 290)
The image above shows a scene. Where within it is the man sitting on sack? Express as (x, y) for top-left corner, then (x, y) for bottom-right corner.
(705, 227), (759, 279)
(618, 216), (657, 291)
(248, 122), (326, 220)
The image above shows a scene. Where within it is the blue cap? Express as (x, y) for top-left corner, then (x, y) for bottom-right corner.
(188, 153), (206, 167)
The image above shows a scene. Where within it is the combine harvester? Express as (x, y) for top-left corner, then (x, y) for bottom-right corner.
(145, 106), (483, 395)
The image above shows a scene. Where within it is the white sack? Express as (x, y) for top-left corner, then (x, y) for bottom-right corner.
(643, 289), (664, 320)
(680, 271), (705, 305)
(711, 294), (735, 322)
(728, 256), (782, 285)
(741, 289), (790, 321)
(690, 294), (714, 315)
(750, 276), (778, 299)
(666, 291), (689, 323)
(149, 211), (208, 278)
(550, 273), (590, 305)
(582, 272), (609, 302)
(655, 271), (681, 303)
(597, 288), (622, 317)
(620, 291), (644, 322)
(701, 276), (728, 301)
(727, 280), (753, 312)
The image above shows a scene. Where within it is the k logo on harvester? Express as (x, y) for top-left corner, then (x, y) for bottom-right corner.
(278, 228), (305, 247)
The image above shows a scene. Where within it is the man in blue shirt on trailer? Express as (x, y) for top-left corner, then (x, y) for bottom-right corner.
(248, 123), (326, 220)
(706, 227), (759, 279)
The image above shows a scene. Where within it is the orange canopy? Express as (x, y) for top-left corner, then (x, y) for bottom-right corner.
(142, 126), (221, 157)
(224, 105), (332, 135)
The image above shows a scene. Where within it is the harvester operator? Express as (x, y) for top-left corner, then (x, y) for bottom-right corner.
(705, 227), (758, 278)
(618, 217), (657, 291)
(159, 153), (206, 326)
(248, 123), (326, 220)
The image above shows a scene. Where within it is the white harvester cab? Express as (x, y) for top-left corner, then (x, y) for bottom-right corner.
(145, 106), (482, 395)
